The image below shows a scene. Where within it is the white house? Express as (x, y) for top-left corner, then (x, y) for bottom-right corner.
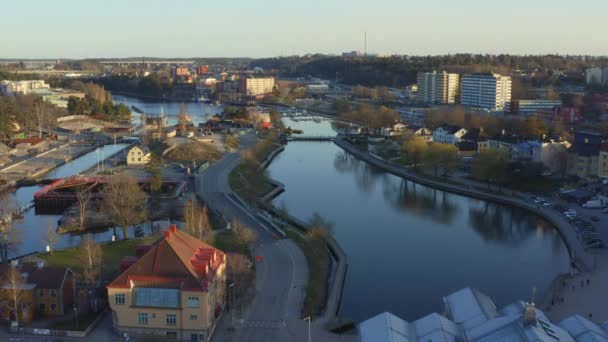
(432, 125), (467, 145)
(126, 144), (151, 166)
(405, 126), (433, 142)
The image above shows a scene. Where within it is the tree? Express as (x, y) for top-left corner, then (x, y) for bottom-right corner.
(402, 136), (428, 171)
(76, 189), (91, 231)
(232, 220), (257, 246)
(425, 143), (459, 177)
(0, 195), (21, 263)
(78, 236), (102, 284)
(225, 135), (240, 150)
(522, 116), (548, 138)
(43, 221), (58, 254)
(2, 265), (24, 324)
(33, 100), (47, 138)
(102, 175), (147, 239)
(178, 103), (189, 136)
(472, 149), (510, 189)
(183, 197), (214, 244)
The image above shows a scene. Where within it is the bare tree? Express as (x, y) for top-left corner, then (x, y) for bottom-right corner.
(183, 198), (214, 244)
(76, 189), (91, 231)
(102, 174), (147, 239)
(33, 101), (46, 138)
(0, 194), (22, 263)
(78, 236), (103, 284)
(178, 103), (189, 136)
(43, 220), (58, 254)
(3, 265), (25, 325)
(232, 220), (257, 246)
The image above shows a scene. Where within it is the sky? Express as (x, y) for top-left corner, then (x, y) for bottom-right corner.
(1, 0), (607, 59)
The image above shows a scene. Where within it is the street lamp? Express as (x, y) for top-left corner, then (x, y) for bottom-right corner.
(304, 316), (311, 342)
(229, 283), (235, 328)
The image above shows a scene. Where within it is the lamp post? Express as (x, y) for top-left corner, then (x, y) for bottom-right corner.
(229, 283), (235, 328)
(304, 316), (311, 342)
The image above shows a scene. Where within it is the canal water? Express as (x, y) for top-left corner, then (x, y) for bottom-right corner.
(114, 95), (223, 126)
(8, 94), (218, 259)
(8, 144), (132, 258)
(268, 116), (570, 321)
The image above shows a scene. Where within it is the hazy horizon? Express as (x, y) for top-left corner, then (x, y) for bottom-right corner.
(2, 0), (607, 59)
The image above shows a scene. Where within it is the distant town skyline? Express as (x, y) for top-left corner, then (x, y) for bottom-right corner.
(2, 0), (608, 59)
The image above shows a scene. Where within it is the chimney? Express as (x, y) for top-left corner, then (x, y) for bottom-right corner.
(169, 224), (177, 233)
(524, 302), (537, 326)
(164, 231), (171, 240)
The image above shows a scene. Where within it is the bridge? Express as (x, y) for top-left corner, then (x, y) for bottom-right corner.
(286, 136), (336, 142)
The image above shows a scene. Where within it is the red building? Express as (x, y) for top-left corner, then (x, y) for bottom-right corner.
(196, 66), (209, 75)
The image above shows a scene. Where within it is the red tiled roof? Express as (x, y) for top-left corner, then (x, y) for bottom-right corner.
(107, 226), (225, 292)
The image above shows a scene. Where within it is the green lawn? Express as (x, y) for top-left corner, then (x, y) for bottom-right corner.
(285, 229), (330, 319)
(40, 235), (159, 280)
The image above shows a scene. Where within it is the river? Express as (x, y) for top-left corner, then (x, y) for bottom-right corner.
(114, 95), (224, 126)
(9, 144), (130, 258)
(267, 116), (570, 322)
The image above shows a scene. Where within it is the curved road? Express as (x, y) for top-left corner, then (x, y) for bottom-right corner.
(196, 131), (353, 342)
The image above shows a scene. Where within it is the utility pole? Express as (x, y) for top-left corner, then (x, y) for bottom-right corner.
(364, 32), (367, 57)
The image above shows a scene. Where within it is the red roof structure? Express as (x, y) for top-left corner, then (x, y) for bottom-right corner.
(108, 225), (225, 292)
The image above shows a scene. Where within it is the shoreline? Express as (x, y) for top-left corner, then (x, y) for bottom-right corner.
(333, 137), (591, 272)
(255, 142), (349, 327)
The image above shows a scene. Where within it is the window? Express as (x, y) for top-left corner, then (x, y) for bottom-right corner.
(38, 289), (44, 297)
(51, 304), (57, 311)
(39, 303), (45, 311)
(138, 312), (148, 324)
(166, 332), (177, 340)
(166, 314), (177, 326)
(50, 289), (56, 297)
(187, 296), (199, 308)
(114, 293), (125, 305)
(190, 314), (198, 320)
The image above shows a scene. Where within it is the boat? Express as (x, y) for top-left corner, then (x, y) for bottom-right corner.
(197, 95), (213, 104)
(130, 105), (144, 114)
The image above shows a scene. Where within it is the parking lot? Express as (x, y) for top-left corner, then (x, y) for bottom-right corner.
(530, 185), (608, 252)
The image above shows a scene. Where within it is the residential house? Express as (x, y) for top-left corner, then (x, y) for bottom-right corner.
(108, 225), (226, 342)
(567, 132), (604, 179)
(432, 125), (467, 145)
(381, 123), (407, 138)
(458, 128), (485, 152)
(358, 286), (608, 342)
(404, 126), (433, 142)
(126, 145), (151, 166)
(485, 132), (524, 159)
(0, 262), (74, 324)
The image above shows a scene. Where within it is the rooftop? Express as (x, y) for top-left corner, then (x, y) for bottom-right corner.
(359, 287), (608, 342)
(107, 225), (225, 292)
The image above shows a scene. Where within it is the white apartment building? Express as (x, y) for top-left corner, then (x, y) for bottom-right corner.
(238, 77), (275, 97)
(585, 67), (603, 86)
(0, 80), (50, 96)
(460, 73), (512, 111)
(416, 71), (459, 104)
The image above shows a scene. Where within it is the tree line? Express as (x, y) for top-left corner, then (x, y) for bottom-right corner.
(252, 54), (608, 87)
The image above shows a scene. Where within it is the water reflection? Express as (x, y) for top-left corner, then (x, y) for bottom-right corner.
(269, 127), (569, 321)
